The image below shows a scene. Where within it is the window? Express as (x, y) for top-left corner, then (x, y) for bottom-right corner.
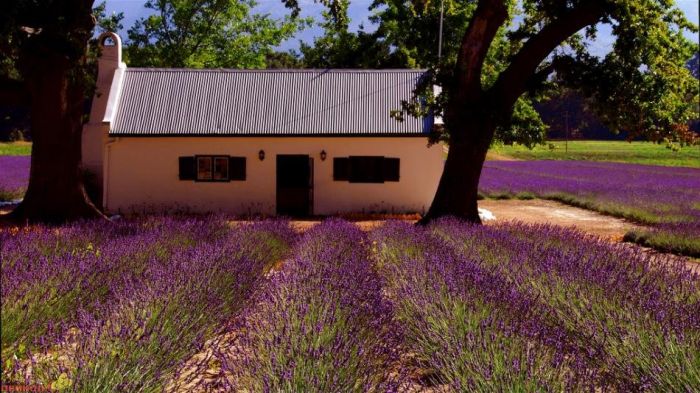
(333, 156), (400, 183)
(213, 157), (228, 180)
(179, 155), (246, 182)
(197, 156), (214, 180)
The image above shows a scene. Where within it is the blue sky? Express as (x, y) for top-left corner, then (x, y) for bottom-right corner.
(105, 0), (699, 56)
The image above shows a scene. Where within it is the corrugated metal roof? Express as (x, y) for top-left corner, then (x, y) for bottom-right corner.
(110, 69), (430, 136)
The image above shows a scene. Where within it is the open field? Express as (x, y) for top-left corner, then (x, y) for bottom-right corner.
(0, 156), (29, 202)
(0, 142), (31, 156)
(480, 160), (700, 257)
(1, 217), (698, 391)
(491, 140), (700, 168)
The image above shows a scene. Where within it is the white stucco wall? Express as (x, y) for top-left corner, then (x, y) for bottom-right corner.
(103, 137), (444, 216)
(82, 32), (125, 189)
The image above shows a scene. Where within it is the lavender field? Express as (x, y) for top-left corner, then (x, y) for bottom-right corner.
(480, 161), (700, 257)
(0, 156), (30, 202)
(2, 217), (698, 391)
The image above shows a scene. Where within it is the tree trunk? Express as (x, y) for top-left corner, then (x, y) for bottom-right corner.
(5, 54), (104, 225)
(420, 120), (493, 225)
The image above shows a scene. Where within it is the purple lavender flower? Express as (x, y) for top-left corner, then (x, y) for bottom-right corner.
(223, 219), (402, 391)
(0, 156), (30, 201)
(480, 160), (700, 256)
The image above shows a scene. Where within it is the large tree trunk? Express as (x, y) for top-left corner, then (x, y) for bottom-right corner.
(5, 53), (104, 225)
(418, 1), (606, 226)
(0, 0), (105, 225)
(420, 119), (493, 224)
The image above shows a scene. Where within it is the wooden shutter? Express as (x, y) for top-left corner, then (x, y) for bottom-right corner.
(333, 157), (349, 181)
(178, 156), (195, 180)
(229, 157), (246, 180)
(383, 158), (400, 181)
(349, 156), (384, 183)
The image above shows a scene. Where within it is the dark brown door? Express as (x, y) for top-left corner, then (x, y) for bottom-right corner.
(276, 155), (313, 216)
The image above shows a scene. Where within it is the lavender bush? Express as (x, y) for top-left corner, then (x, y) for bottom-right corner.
(1, 217), (296, 391)
(372, 219), (700, 391)
(224, 219), (401, 392)
(480, 160), (700, 256)
(372, 221), (581, 390)
(435, 219), (700, 389)
(0, 155), (30, 201)
(2, 216), (697, 391)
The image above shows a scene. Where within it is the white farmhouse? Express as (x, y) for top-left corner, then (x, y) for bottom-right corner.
(83, 33), (444, 216)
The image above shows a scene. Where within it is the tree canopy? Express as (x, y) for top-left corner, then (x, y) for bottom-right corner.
(387, 0), (699, 146)
(125, 0), (310, 68)
(296, 0), (697, 147)
(298, 11), (401, 68)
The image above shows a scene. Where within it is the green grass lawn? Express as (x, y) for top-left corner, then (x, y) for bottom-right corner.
(491, 140), (700, 168)
(0, 142), (31, 156)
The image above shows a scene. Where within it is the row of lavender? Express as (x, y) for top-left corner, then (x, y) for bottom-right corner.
(480, 160), (700, 256)
(3, 218), (699, 391)
(174, 219), (700, 391)
(220, 220), (400, 391)
(0, 156), (29, 202)
(1, 217), (296, 391)
(372, 219), (700, 391)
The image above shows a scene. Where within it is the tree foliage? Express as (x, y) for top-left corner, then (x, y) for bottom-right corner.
(92, 1), (125, 35)
(299, 10), (402, 68)
(303, 0), (697, 146)
(379, 0), (698, 147)
(125, 0), (310, 68)
(367, 0), (547, 146)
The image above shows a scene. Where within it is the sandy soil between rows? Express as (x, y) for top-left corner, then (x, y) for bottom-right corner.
(478, 199), (644, 241)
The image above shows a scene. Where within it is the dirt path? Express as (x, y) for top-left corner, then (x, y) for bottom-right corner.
(479, 199), (644, 241)
(479, 199), (699, 273)
(485, 151), (520, 161)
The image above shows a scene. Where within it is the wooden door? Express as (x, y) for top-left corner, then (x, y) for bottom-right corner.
(276, 155), (313, 216)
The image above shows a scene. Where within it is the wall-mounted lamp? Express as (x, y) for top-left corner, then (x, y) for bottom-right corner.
(320, 150), (327, 161)
(258, 149), (265, 161)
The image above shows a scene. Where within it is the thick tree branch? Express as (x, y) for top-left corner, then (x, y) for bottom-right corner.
(453, 0), (508, 102)
(491, 2), (605, 110)
(525, 63), (555, 92)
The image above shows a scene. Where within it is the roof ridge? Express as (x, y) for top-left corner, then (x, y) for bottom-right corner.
(124, 68), (427, 73)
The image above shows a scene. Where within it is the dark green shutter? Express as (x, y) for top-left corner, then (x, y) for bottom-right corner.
(383, 158), (400, 181)
(229, 157), (246, 180)
(349, 156), (384, 183)
(333, 157), (349, 181)
(178, 156), (195, 180)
